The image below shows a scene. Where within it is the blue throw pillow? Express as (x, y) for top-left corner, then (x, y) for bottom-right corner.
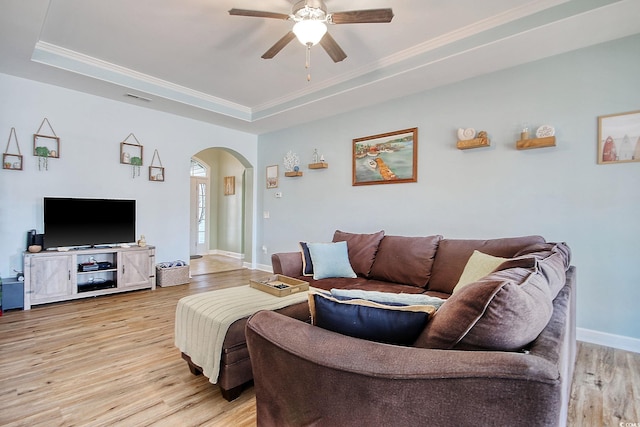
(309, 291), (435, 345)
(299, 242), (314, 276)
(306, 241), (357, 280)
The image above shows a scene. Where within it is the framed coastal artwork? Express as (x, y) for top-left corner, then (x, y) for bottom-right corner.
(597, 110), (640, 164)
(266, 165), (278, 188)
(352, 127), (418, 186)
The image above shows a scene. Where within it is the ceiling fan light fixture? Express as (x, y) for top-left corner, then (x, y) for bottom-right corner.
(292, 20), (327, 46)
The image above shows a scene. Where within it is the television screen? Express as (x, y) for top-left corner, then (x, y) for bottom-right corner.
(43, 198), (136, 249)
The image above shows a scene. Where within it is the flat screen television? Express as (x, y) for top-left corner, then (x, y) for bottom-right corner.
(43, 197), (136, 249)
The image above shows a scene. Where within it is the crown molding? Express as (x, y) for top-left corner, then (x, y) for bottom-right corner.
(252, 0), (569, 114)
(30, 0), (588, 126)
(31, 41), (252, 121)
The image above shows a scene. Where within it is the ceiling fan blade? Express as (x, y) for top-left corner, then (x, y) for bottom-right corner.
(262, 31), (297, 59)
(330, 8), (394, 24)
(320, 32), (347, 63)
(228, 8), (290, 20)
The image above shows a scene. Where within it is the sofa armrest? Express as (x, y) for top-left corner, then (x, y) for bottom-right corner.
(271, 252), (303, 277)
(246, 310), (564, 426)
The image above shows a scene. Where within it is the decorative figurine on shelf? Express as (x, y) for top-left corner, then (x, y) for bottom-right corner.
(320, 154), (325, 163)
(457, 128), (476, 141)
(283, 150), (300, 172)
(312, 148), (319, 163)
(476, 131), (489, 146)
(137, 235), (147, 247)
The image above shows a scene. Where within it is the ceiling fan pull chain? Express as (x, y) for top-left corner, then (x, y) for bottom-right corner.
(306, 44), (312, 81)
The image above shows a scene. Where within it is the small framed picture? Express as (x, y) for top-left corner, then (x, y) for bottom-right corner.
(224, 176), (235, 195)
(266, 165), (278, 188)
(353, 128), (418, 186)
(597, 110), (640, 164)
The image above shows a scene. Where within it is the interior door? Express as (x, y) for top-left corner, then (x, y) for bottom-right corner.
(190, 176), (208, 256)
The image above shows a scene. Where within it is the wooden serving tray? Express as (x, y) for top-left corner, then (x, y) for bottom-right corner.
(250, 274), (309, 297)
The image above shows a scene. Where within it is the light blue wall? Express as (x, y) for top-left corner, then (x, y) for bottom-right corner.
(257, 34), (640, 341)
(0, 73), (258, 272)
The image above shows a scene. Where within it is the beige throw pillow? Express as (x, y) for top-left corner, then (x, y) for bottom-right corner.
(452, 250), (507, 294)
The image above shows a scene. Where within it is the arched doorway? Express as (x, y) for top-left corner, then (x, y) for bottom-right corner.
(189, 148), (254, 275)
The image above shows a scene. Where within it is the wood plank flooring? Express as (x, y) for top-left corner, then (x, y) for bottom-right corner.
(189, 255), (244, 276)
(1, 268), (638, 426)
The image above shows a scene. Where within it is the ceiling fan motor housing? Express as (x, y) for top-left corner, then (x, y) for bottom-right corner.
(293, 0), (327, 19)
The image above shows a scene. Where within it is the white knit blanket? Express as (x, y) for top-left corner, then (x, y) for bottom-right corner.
(174, 285), (310, 384)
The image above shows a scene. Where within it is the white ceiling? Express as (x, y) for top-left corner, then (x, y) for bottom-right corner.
(2, 0), (640, 135)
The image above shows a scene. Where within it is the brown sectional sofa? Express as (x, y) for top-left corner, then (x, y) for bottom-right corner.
(243, 231), (576, 426)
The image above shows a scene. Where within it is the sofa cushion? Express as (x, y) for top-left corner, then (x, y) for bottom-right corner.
(501, 242), (571, 299)
(428, 235), (546, 294)
(332, 230), (385, 277)
(452, 250), (508, 294)
(368, 235), (442, 288)
(309, 291), (435, 345)
(299, 242), (314, 276)
(415, 262), (553, 351)
(307, 241), (357, 280)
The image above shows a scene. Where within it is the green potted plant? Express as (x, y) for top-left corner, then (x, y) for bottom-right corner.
(34, 146), (50, 170)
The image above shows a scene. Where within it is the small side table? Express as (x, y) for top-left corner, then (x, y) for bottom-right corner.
(1, 277), (24, 311)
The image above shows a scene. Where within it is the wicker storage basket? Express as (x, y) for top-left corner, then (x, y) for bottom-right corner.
(156, 264), (190, 287)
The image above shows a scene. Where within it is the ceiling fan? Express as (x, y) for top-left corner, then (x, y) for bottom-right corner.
(229, 0), (393, 79)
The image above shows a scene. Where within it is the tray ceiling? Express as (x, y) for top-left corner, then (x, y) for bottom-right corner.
(1, 0), (640, 134)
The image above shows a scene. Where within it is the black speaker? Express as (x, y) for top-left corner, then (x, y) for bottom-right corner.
(26, 230), (44, 249)
(26, 229), (36, 248)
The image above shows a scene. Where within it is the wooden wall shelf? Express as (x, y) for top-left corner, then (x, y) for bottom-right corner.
(284, 171), (303, 177)
(457, 137), (490, 150)
(308, 162), (328, 169)
(516, 136), (556, 150)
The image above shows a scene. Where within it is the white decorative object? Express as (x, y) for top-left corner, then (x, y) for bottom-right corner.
(457, 128), (476, 140)
(536, 125), (555, 138)
(283, 150), (300, 172)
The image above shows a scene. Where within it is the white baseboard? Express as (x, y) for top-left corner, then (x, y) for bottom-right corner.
(251, 262), (272, 272)
(209, 249), (244, 259)
(577, 327), (640, 354)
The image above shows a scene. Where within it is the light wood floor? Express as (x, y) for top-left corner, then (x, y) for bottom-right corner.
(189, 254), (244, 276)
(1, 269), (638, 426)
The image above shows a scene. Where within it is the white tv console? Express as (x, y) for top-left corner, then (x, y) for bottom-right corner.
(23, 245), (156, 310)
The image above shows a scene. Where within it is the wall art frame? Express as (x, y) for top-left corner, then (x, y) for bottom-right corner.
(120, 133), (144, 178)
(3, 127), (23, 171)
(352, 127), (418, 186)
(33, 118), (60, 163)
(224, 176), (235, 195)
(266, 165), (278, 188)
(597, 110), (640, 164)
(33, 135), (60, 159)
(149, 149), (165, 182)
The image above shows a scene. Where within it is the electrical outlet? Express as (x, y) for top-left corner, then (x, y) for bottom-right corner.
(275, 192), (282, 198)
(262, 245), (267, 254)
(263, 211), (270, 219)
